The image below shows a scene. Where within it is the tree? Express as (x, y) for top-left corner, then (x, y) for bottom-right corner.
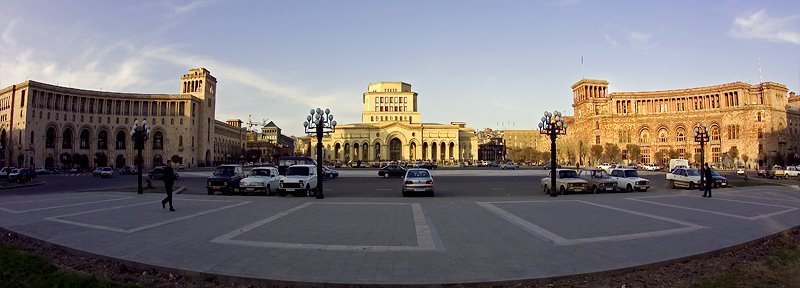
(741, 154), (749, 165)
(668, 148), (680, 159)
(654, 151), (666, 165)
(728, 146), (739, 164)
(577, 139), (588, 166)
(590, 145), (604, 164)
(626, 144), (641, 164)
(603, 143), (621, 163)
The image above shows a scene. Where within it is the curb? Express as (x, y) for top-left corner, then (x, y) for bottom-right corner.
(0, 181), (46, 190)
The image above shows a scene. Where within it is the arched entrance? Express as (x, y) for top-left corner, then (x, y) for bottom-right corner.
(152, 154), (164, 167)
(374, 142), (381, 162)
(45, 156), (54, 169)
(94, 152), (108, 167)
(389, 138), (402, 161)
(409, 142), (417, 160)
(115, 155), (126, 169)
(205, 150), (211, 167)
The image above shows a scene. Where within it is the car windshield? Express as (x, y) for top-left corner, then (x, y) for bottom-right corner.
(594, 171), (609, 178)
(624, 170), (639, 177)
(249, 169), (270, 177)
(101, 168), (112, 171)
(686, 169), (700, 176)
(215, 167), (235, 176)
(710, 170), (721, 176)
(286, 167), (310, 176)
(558, 170), (578, 178)
(407, 170), (430, 178)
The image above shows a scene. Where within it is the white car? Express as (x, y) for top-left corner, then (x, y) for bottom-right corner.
(784, 166), (800, 178)
(609, 168), (650, 192)
(666, 167), (702, 189)
(277, 164), (318, 197)
(402, 168), (434, 197)
(239, 167), (281, 195)
(98, 167), (113, 178)
(541, 169), (588, 194)
(643, 163), (661, 171)
(736, 166), (747, 176)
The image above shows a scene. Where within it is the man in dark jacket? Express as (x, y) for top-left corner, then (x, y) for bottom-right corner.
(702, 163), (713, 198)
(161, 160), (176, 211)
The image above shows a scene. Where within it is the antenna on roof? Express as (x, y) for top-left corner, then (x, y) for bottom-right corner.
(758, 57), (764, 83)
(581, 56), (584, 79)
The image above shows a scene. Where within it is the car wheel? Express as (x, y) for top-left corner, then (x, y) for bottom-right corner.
(559, 186), (566, 195)
(689, 182), (695, 190)
(266, 185), (274, 196)
(670, 180), (676, 189)
(207, 189), (214, 195)
(306, 185), (313, 197)
(278, 190), (287, 197)
(428, 191), (435, 197)
(402, 190), (408, 197)
(591, 185), (598, 194)
(626, 184), (633, 193)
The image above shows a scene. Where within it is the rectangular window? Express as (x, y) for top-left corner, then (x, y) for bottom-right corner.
(133, 101), (139, 116)
(152, 101), (158, 116)
(179, 102), (185, 116)
(143, 102), (149, 116)
(80, 97), (86, 113)
(89, 99), (94, 113)
(161, 102), (167, 116)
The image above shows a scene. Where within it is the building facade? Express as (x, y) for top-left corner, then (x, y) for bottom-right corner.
(318, 82), (478, 164)
(568, 79), (798, 168)
(0, 68), (246, 170)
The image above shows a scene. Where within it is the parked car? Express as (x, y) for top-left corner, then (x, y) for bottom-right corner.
(708, 170), (728, 188)
(757, 167), (768, 178)
(736, 165), (747, 176)
(578, 168), (618, 193)
(500, 162), (520, 170)
(378, 165), (406, 178)
(609, 168), (650, 192)
(402, 168), (434, 197)
(277, 164), (318, 197)
(666, 167), (701, 189)
(642, 163), (661, 171)
(784, 166), (800, 178)
(239, 166), (281, 195)
(768, 165), (786, 179)
(322, 166), (339, 178)
(207, 164), (245, 195)
(97, 167), (114, 178)
(148, 166), (180, 180)
(540, 169), (588, 195)
(9, 168), (36, 183)
(34, 168), (50, 175)
(92, 167), (104, 177)
(119, 165), (138, 175)
(542, 162), (561, 170)
(0, 167), (13, 179)
(413, 161), (437, 170)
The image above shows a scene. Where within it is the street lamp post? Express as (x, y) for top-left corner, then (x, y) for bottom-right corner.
(131, 120), (151, 195)
(303, 108), (336, 199)
(539, 110), (568, 197)
(694, 124), (710, 189)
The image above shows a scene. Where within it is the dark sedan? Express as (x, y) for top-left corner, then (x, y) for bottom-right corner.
(378, 165), (406, 177)
(323, 166), (339, 178)
(708, 170), (728, 188)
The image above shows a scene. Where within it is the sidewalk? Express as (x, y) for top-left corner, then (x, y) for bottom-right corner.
(1, 186), (799, 285)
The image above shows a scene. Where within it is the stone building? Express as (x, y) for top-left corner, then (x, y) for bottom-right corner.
(318, 82), (478, 164)
(0, 68), (246, 170)
(568, 79), (797, 168)
(242, 121), (296, 164)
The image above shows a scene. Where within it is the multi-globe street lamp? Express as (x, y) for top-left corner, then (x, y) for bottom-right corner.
(539, 110), (568, 197)
(131, 120), (151, 194)
(303, 108), (336, 199)
(694, 123), (710, 188)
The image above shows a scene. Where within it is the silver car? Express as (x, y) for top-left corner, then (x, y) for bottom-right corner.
(578, 168), (617, 193)
(402, 168), (434, 197)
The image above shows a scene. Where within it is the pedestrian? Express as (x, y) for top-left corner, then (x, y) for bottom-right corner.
(702, 163), (713, 198)
(161, 160), (176, 211)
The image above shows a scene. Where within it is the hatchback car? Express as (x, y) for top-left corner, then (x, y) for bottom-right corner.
(578, 168), (617, 193)
(402, 168), (434, 197)
(97, 167), (114, 178)
(323, 166), (339, 178)
(239, 166), (281, 195)
(736, 166), (747, 176)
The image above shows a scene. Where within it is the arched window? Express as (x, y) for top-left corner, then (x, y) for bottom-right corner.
(758, 129), (763, 139)
(116, 131), (126, 150)
(757, 112), (762, 122)
(711, 126), (720, 141)
(153, 131), (164, 149)
(98, 130), (108, 150)
(658, 129), (668, 143)
(46, 127), (56, 148)
(639, 130), (650, 144)
(676, 128), (686, 142)
(62, 128), (73, 149)
(80, 129), (90, 149)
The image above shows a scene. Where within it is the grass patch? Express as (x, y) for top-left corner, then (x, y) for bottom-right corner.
(0, 243), (140, 288)
(692, 244), (800, 288)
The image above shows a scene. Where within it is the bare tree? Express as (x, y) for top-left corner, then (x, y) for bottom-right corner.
(590, 145), (604, 165)
(603, 143), (621, 163)
(626, 144), (641, 164)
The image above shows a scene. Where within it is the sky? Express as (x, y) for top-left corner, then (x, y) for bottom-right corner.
(1, 0), (799, 136)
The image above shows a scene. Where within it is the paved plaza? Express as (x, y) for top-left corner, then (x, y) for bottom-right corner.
(2, 170), (800, 285)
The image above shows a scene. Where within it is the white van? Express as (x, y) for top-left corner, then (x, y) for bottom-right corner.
(668, 159), (689, 172)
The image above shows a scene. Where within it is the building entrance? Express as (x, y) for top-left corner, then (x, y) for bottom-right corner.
(389, 138), (402, 161)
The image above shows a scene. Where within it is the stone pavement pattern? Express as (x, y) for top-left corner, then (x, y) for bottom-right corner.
(1, 186), (800, 285)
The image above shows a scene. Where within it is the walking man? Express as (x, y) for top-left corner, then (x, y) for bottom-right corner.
(161, 160), (176, 211)
(702, 163), (713, 198)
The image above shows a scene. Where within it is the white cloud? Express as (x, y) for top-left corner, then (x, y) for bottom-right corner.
(604, 34), (619, 47)
(730, 10), (800, 45)
(627, 31), (655, 49)
(1, 18), (19, 46)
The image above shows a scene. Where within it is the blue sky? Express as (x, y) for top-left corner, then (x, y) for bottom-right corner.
(1, 0), (799, 136)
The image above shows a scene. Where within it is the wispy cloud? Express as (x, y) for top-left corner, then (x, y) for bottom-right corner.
(627, 31), (656, 49)
(164, 0), (219, 16)
(1, 18), (20, 46)
(604, 34), (619, 47)
(730, 10), (800, 45)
